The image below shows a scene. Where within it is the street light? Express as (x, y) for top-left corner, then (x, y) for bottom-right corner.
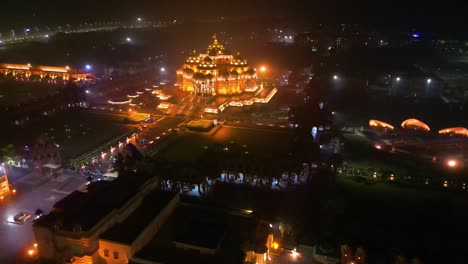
(447, 159), (458, 168)
(85, 64), (92, 70)
(160, 67), (166, 72)
(333, 75), (338, 80)
(260, 66), (266, 73)
(126, 37), (132, 42)
(427, 78), (432, 84)
(137, 17), (142, 22)
(396, 77), (401, 82)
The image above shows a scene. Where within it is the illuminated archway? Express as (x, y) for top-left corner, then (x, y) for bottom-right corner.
(438, 127), (468, 137)
(401, 119), (430, 131)
(369, 120), (395, 130)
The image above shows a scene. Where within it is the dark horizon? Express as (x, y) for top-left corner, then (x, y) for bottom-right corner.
(1, 0), (467, 33)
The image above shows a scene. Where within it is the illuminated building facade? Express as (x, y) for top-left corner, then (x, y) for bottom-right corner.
(0, 164), (11, 197)
(176, 35), (259, 95)
(0, 63), (94, 82)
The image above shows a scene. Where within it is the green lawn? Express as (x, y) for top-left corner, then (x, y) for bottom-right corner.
(335, 175), (468, 262)
(0, 80), (63, 106)
(157, 126), (290, 162)
(1, 110), (132, 161)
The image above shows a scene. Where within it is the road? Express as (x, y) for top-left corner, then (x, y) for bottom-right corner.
(0, 115), (184, 264)
(0, 168), (87, 263)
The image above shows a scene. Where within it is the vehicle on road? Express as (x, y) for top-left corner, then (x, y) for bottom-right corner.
(13, 212), (31, 224)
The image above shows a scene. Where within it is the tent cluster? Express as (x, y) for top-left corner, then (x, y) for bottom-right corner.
(369, 118), (468, 137)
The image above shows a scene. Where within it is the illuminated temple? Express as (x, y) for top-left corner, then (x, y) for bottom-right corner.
(177, 35), (259, 95)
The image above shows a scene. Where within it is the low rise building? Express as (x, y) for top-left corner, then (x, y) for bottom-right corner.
(34, 173), (272, 264)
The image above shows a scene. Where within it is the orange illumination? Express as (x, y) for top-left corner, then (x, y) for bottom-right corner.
(447, 159), (458, 168)
(260, 66), (267, 72)
(12, 189), (16, 194)
(438, 127), (468, 137)
(272, 242), (279, 250)
(0, 196), (3, 200)
(401, 118), (430, 131)
(27, 249), (34, 256)
(369, 119), (395, 130)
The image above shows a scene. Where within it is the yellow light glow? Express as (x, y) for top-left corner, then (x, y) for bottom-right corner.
(447, 160), (458, 168)
(260, 66), (267, 72)
(272, 242), (279, 249)
(369, 119), (395, 130)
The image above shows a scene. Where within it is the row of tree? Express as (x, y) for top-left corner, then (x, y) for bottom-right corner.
(114, 142), (311, 195)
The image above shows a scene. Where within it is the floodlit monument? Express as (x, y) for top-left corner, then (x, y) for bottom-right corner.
(176, 35), (259, 95)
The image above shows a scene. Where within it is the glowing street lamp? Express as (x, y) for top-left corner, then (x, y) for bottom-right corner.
(260, 66), (267, 73)
(427, 78), (432, 84)
(396, 77), (401, 82)
(160, 67), (166, 73)
(137, 17), (142, 22)
(447, 159), (458, 168)
(85, 64), (92, 70)
(333, 75), (339, 80)
(126, 37), (132, 42)
(272, 242), (279, 250)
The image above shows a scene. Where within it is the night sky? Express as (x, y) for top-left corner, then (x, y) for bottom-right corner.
(1, 0), (467, 32)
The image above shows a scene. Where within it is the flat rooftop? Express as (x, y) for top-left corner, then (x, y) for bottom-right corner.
(187, 119), (214, 129)
(100, 190), (177, 244)
(34, 173), (155, 232)
(133, 204), (259, 264)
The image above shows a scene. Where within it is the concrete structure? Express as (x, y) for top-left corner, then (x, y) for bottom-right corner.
(33, 172), (271, 264)
(31, 135), (62, 176)
(177, 35), (259, 95)
(0, 63), (94, 82)
(33, 173), (162, 264)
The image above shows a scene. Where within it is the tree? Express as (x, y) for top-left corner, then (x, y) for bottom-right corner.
(1, 144), (17, 164)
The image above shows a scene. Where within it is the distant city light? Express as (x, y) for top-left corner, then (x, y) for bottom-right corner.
(85, 64), (92, 70)
(160, 67), (166, 72)
(126, 37), (132, 42)
(396, 77), (401, 82)
(427, 78), (432, 84)
(85, 90), (90, 94)
(260, 66), (266, 72)
(412, 33), (420, 38)
(137, 17), (142, 21)
(44, 34), (49, 38)
(333, 75), (338, 80)
(447, 159), (458, 168)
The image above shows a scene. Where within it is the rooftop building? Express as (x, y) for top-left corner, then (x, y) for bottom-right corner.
(34, 173), (272, 264)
